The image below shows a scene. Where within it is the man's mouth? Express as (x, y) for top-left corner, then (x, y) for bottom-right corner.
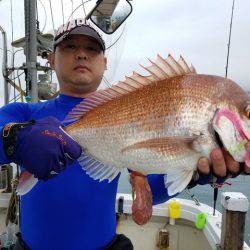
(74, 65), (90, 72)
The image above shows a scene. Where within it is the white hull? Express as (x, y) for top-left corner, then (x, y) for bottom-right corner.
(116, 193), (250, 250)
(0, 193), (248, 249)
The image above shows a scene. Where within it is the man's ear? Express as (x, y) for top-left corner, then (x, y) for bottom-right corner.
(104, 57), (107, 70)
(47, 52), (55, 69)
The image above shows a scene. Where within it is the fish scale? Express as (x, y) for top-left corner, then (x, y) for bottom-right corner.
(17, 54), (250, 196)
(63, 53), (250, 195)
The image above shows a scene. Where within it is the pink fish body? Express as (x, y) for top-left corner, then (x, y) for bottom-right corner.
(19, 54), (250, 196)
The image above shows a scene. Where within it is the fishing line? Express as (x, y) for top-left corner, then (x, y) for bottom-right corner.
(66, 0), (92, 22)
(10, 0), (16, 102)
(184, 188), (200, 206)
(38, 0), (47, 33)
(9, 49), (24, 99)
(60, 0), (65, 24)
(102, 24), (127, 84)
(81, 0), (87, 17)
(12, 49), (24, 68)
(106, 24), (126, 51)
(0, 47), (13, 55)
(10, 71), (25, 81)
(9, 94), (21, 103)
(48, 0), (55, 34)
(103, 75), (112, 88)
(71, 0), (74, 20)
(225, 0), (235, 78)
(13, 49), (24, 63)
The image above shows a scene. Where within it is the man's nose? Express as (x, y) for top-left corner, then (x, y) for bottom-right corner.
(75, 48), (87, 60)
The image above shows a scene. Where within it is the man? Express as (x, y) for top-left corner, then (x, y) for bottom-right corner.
(0, 19), (246, 249)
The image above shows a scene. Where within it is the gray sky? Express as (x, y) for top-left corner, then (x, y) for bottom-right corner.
(0, 0), (249, 105)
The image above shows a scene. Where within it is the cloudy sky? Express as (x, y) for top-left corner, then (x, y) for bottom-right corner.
(0, 0), (249, 105)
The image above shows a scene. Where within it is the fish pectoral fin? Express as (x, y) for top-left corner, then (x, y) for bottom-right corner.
(122, 136), (198, 155)
(16, 171), (38, 196)
(164, 169), (194, 196)
(78, 152), (120, 182)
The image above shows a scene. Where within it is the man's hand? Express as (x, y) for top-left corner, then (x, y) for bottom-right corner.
(3, 117), (82, 180)
(130, 172), (152, 225)
(197, 147), (250, 178)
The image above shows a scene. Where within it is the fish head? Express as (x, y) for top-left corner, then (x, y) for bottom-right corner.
(213, 99), (250, 168)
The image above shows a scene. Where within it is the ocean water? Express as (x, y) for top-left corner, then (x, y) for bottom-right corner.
(117, 170), (250, 246)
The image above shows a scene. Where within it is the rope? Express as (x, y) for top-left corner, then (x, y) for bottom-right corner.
(5, 173), (19, 226)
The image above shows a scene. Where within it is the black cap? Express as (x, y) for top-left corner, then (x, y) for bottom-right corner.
(53, 18), (105, 51)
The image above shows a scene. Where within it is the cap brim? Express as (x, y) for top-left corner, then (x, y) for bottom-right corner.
(54, 26), (105, 51)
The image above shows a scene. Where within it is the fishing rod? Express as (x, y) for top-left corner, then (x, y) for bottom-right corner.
(213, 0), (236, 215)
(225, 0), (235, 78)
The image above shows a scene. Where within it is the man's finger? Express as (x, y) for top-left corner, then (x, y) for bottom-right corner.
(197, 157), (210, 175)
(210, 148), (227, 177)
(222, 148), (240, 174)
(244, 165), (250, 174)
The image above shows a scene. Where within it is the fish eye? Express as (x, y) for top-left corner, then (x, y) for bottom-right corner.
(245, 106), (250, 119)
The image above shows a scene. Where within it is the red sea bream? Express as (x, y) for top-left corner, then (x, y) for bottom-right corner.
(18, 54), (250, 196)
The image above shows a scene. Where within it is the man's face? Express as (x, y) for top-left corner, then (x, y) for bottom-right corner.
(49, 34), (107, 96)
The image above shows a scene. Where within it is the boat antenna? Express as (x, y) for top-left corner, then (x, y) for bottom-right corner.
(225, 0), (235, 78)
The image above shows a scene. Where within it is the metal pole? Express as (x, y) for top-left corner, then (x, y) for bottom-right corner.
(225, 0), (235, 78)
(0, 26), (9, 105)
(24, 0), (38, 102)
(220, 192), (248, 250)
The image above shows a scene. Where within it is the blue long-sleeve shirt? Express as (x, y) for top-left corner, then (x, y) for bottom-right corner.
(0, 94), (173, 250)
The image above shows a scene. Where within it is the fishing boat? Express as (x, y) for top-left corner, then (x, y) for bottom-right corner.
(0, 190), (249, 249)
(0, 0), (249, 249)
(115, 192), (250, 250)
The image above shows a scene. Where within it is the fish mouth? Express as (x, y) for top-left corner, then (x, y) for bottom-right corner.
(213, 108), (250, 167)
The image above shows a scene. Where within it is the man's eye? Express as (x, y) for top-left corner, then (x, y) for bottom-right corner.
(87, 46), (99, 52)
(66, 44), (76, 49)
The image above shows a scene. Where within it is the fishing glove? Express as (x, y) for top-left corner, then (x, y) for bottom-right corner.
(2, 117), (82, 180)
(187, 171), (225, 189)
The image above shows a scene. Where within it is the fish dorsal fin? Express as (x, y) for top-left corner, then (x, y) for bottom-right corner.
(63, 54), (197, 123)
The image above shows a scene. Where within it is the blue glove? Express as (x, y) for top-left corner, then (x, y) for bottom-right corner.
(187, 171), (225, 189)
(2, 117), (82, 180)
